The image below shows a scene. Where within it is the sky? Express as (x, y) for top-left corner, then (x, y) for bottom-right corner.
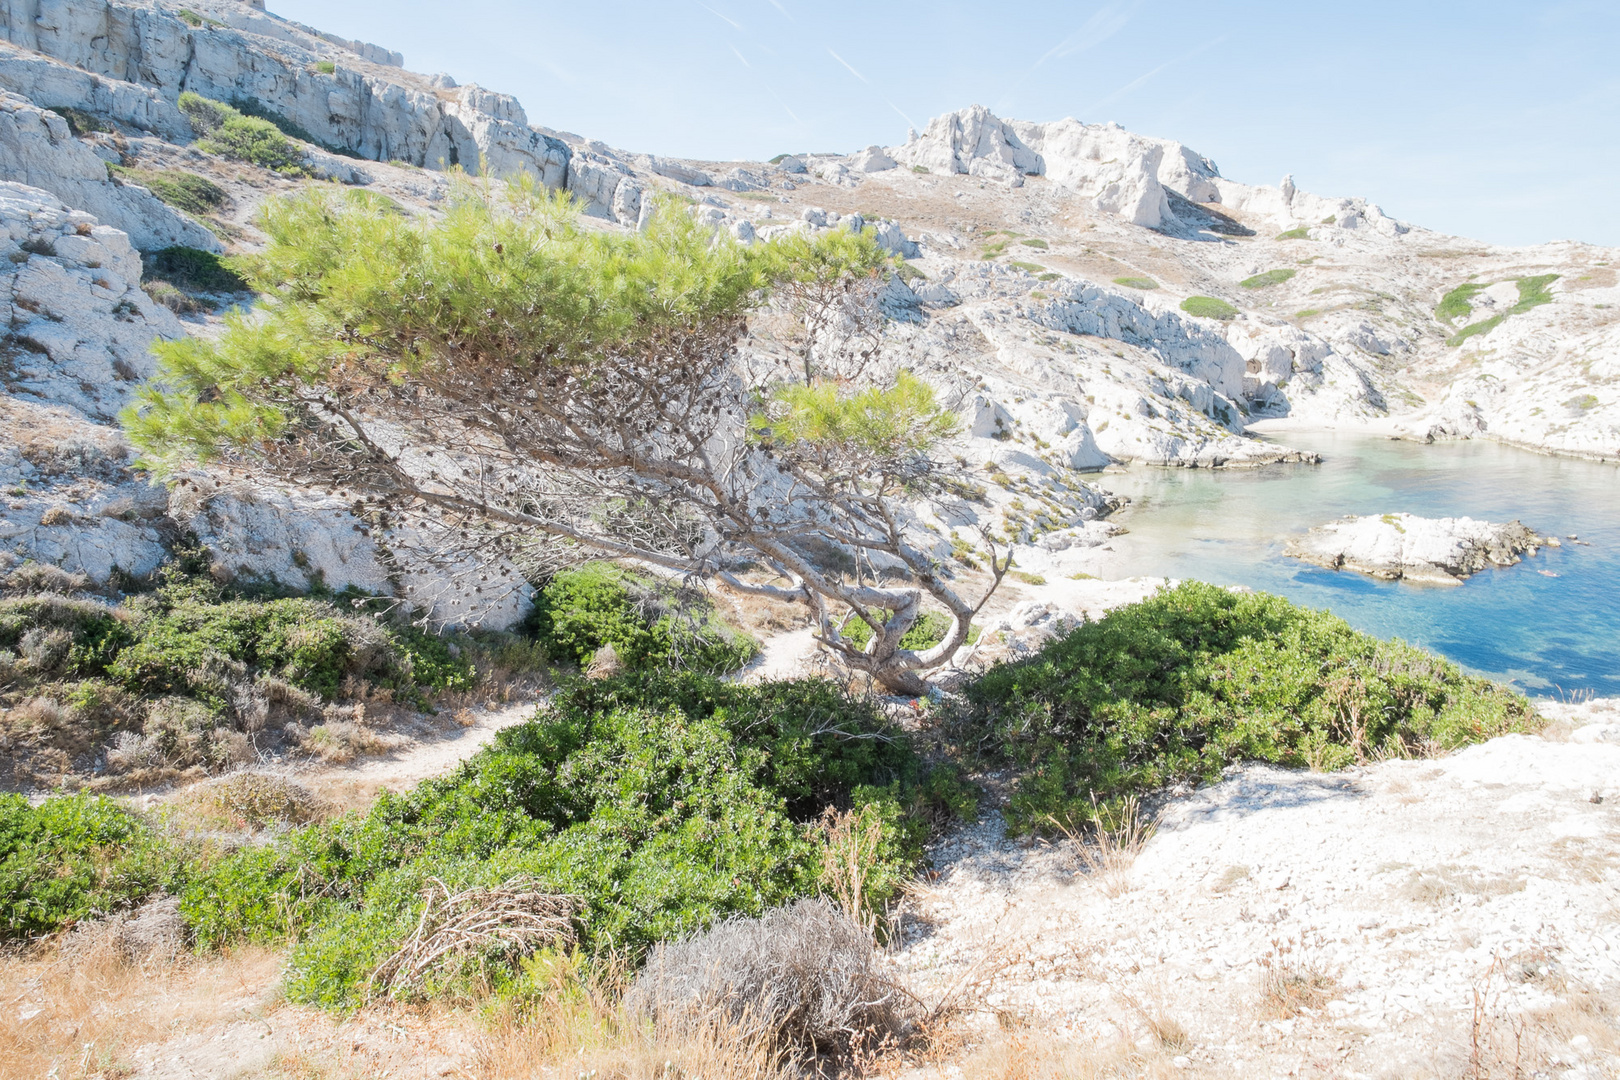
(270, 0), (1620, 248)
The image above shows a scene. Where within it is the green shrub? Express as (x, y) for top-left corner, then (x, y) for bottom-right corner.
(1112, 276), (1158, 290)
(142, 246), (247, 292)
(0, 794), (186, 937)
(531, 563), (755, 674)
(111, 166), (226, 217)
(1275, 227), (1311, 241)
(840, 609), (951, 652)
(182, 671), (971, 1008)
(1010, 260), (1045, 274)
(230, 96), (364, 160)
(0, 560), (477, 788)
(314, 60), (337, 75)
(46, 105), (109, 136)
(179, 92), (308, 175)
(961, 582), (1537, 834)
(1240, 268), (1297, 289)
(1019, 238), (1049, 250)
(1180, 296), (1238, 320)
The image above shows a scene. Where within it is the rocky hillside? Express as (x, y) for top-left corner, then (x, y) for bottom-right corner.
(0, 0), (1614, 624)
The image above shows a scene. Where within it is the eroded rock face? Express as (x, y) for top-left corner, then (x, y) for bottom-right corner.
(0, 90), (217, 250)
(0, 180), (529, 626)
(1285, 513), (1551, 585)
(0, 0), (572, 196)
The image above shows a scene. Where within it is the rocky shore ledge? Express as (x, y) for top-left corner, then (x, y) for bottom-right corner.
(1285, 512), (1554, 584)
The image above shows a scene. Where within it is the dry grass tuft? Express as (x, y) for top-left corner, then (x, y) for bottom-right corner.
(952, 1019), (1196, 1080)
(1048, 794), (1158, 897)
(182, 770), (328, 829)
(299, 719), (391, 762)
(814, 804), (886, 934)
(1258, 937), (1339, 1019)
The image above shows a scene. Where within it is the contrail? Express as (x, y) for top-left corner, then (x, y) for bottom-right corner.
(827, 49), (869, 84)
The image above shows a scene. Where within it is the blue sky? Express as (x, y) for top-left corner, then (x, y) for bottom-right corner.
(271, 1), (1619, 248)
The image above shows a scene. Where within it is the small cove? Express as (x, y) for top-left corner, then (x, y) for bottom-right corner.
(1091, 430), (1620, 698)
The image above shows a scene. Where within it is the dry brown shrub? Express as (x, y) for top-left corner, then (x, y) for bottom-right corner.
(188, 770), (327, 828)
(3, 562), (88, 595)
(368, 877), (579, 1001)
(300, 719), (389, 762)
(627, 898), (909, 1063)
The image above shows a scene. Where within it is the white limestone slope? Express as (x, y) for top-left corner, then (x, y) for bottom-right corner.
(894, 713), (1620, 1077)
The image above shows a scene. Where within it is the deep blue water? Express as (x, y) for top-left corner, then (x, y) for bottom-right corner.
(1090, 431), (1620, 698)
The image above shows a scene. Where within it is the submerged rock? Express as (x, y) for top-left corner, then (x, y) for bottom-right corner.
(1285, 512), (1549, 585)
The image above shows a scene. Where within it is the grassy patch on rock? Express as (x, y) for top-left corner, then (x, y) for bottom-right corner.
(1180, 296), (1238, 320)
(110, 167), (226, 218)
(1444, 274), (1560, 347)
(142, 246), (248, 293)
(1240, 268), (1297, 289)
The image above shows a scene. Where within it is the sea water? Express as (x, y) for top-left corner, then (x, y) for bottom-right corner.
(1090, 431), (1620, 698)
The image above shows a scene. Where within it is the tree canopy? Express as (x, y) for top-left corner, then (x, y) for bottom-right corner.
(125, 180), (1006, 692)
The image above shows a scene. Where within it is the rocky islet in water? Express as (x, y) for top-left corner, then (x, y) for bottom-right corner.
(1284, 512), (1556, 585)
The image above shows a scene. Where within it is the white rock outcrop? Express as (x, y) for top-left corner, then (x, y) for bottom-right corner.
(1285, 513), (1550, 584)
(0, 0), (571, 194)
(0, 90), (218, 250)
(0, 179), (529, 626)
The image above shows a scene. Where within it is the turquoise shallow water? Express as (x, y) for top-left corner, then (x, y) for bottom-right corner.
(1090, 431), (1620, 699)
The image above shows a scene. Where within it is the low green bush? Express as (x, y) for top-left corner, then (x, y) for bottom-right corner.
(179, 92), (309, 175)
(230, 95), (364, 160)
(1436, 281), (1485, 323)
(0, 559), (477, 788)
(0, 793), (187, 937)
(111, 166), (226, 217)
(142, 246), (247, 292)
(1112, 276), (1158, 290)
(839, 609), (951, 652)
(180, 671), (971, 1007)
(1240, 268), (1297, 289)
(531, 562), (755, 674)
(46, 105), (109, 136)
(1275, 227), (1311, 241)
(960, 582), (1537, 834)
(1442, 274), (1559, 346)
(1180, 295), (1238, 321)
